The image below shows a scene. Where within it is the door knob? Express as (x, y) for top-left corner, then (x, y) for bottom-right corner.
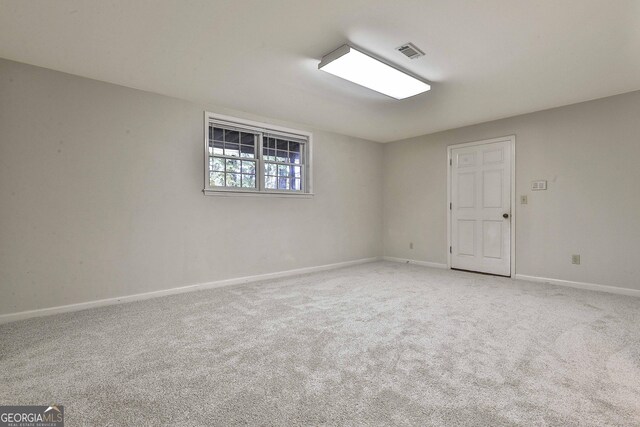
(503, 213), (509, 219)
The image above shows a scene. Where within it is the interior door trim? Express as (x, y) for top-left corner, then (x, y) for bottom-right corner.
(446, 135), (516, 277)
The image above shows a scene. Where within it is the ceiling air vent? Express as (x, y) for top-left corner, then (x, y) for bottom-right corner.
(396, 43), (425, 59)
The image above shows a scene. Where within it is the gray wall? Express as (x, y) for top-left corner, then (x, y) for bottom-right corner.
(383, 90), (640, 291)
(3, 57), (640, 317)
(0, 59), (384, 315)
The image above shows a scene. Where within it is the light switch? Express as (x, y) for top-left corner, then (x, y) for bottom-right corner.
(520, 195), (528, 204)
(532, 180), (547, 191)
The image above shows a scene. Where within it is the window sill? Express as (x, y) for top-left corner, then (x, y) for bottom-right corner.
(203, 189), (314, 198)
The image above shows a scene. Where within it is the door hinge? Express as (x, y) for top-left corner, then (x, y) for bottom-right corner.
(449, 158), (452, 166)
(449, 246), (452, 254)
(449, 202), (452, 210)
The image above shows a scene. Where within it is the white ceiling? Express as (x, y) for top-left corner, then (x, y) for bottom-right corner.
(1, 0), (639, 142)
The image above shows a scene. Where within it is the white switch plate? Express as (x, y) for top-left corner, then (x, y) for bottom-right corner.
(520, 195), (528, 204)
(531, 180), (547, 191)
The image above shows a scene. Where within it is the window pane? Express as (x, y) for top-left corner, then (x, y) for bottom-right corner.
(276, 150), (288, 162)
(277, 177), (290, 190)
(211, 157), (225, 172)
(265, 176), (276, 189)
(241, 133), (255, 146)
(240, 145), (255, 158)
(225, 130), (239, 144)
(208, 121), (308, 194)
(289, 151), (301, 164)
(263, 148), (275, 161)
(210, 172), (225, 187)
(226, 159), (241, 173)
(291, 178), (301, 191)
(289, 141), (300, 153)
(224, 143), (240, 157)
(226, 173), (241, 187)
(241, 160), (255, 174)
(265, 162), (277, 176)
(213, 127), (224, 141)
(210, 140), (224, 155)
(241, 174), (256, 188)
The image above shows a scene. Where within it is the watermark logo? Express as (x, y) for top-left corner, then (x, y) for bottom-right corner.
(0, 405), (64, 427)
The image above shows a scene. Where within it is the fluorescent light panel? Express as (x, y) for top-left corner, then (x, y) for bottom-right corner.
(318, 45), (430, 100)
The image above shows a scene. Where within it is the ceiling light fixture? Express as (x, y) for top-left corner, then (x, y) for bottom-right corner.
(318, 44), (431, 100)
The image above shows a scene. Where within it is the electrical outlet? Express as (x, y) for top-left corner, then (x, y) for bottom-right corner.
(572, 254), (580, 265)
(409, 242), (413, 250)
(521, 195), (528, 204)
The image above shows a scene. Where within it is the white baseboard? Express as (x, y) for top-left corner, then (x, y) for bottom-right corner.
(515, 274), (640, 297)
(382, 259), (640, 297)
(383, 256), (448, 270)
(0, 257), (381, 325)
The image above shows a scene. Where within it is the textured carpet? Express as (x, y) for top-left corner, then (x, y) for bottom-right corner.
(1, 262), (639, 426)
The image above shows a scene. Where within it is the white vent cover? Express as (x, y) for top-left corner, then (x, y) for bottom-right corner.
(396, 43), (425, 59)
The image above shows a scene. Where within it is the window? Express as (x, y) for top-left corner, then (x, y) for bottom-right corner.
(204, 113), (312, 196)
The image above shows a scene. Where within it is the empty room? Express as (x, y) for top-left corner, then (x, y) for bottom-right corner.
(1, 1), (639, 425)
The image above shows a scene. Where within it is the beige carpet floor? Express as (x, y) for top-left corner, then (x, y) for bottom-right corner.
(1, 262), (639, 426)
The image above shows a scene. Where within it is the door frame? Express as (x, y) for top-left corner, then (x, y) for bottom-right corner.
(446, 135), (516, 277)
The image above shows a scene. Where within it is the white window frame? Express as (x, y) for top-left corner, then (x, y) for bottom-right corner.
(203, 112), (313, 197)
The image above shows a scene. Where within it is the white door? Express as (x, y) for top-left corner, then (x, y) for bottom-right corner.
(450, 139), (512, 276)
